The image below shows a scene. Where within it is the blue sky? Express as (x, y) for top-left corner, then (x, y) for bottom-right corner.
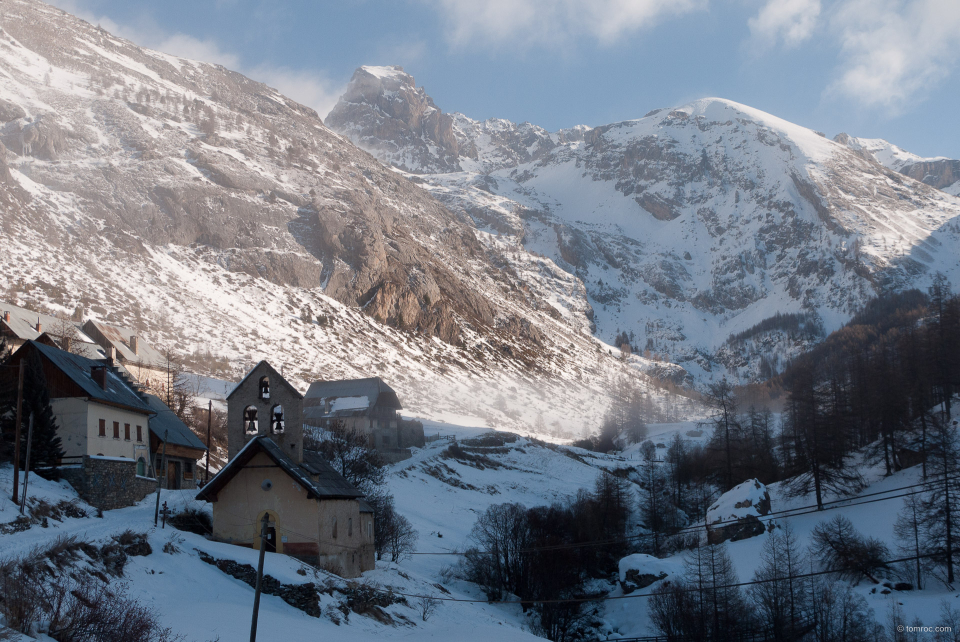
(53, 0), (960, 158)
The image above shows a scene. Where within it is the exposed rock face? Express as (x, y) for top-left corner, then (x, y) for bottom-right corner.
(900, 159), (960, 192)
(326, 66), (460, 174)
(328, 78), (960, 383)
(0, 6), (513, 347)
(2, 0), (674, 437)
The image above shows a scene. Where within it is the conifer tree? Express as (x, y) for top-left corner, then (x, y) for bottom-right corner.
(17, 351), (64, 470)
(0, 336), (15, 462)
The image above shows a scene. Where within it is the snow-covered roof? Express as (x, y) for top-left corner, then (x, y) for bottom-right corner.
(303, 377), (401, 422)
(82, 319), (166, 369)
(1, 301), (97, 345)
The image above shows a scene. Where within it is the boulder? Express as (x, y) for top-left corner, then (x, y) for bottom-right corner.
(618, 553), (678, 594)
(706, 478), (771, 544)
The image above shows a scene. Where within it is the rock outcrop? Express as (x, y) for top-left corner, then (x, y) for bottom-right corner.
(706, 479), (772, 544)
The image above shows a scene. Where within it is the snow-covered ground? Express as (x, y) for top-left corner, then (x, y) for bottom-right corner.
(3, 419), (959, 640)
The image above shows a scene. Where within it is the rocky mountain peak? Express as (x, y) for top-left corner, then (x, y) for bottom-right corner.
(326, 65), (459, 173)
(327, 74), (960, 384)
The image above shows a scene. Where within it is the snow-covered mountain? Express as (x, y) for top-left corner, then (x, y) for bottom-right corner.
(834, 133), (960, 197)
(327, 67), (960, 382)
(0, 0), (697, 435)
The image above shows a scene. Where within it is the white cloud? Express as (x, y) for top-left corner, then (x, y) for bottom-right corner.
(429, 0), (705, 49)
(245, 65), (344, 120)
(152, 34), (241, 69)
(826, 0), (960, 113)
(748, 0), (820, 48)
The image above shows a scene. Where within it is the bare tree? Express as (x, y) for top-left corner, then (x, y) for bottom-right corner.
(417, 594), (440, 621)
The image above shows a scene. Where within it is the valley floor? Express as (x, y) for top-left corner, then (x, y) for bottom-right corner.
(2, 419), (960, 640)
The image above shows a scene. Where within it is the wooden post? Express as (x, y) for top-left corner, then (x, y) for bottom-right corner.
(19, 412), (34, 514)
(205, 399), (212, 483)
(154, 429), (169, 526)
(11, 360), (24, 503)
(250, 513), (270, 642)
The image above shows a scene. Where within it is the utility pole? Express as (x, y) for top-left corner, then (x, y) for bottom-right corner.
(154, 429), (169, 526)
(11, 360), (24, 503)
(19, 412), (34, 514)
(205, 399), (212, 484)
(250, 513), (272, 642)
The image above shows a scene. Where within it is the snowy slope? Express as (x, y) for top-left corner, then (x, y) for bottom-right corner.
(0, 0), (701, 436)
(836, 133), (960, 197)
(4, 419), (958, 640)
(329, 70), (960, 384)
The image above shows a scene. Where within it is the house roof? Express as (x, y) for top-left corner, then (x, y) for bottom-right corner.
(83, 320), (166, 369)
(36, 332), (105, 360)
(303, 377), (402, 419)
(226, 360), (303, 401)
(1, 302), (97, 344)
(144, 394), (207, 451)
(22, 341), (152, 414)
(196, 437), (363, 502)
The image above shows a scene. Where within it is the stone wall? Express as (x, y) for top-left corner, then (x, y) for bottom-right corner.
(62, 456), (157, 511)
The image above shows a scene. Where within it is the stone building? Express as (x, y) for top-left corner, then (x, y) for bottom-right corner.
(4, 341), (205, 509)
(226, 361), (304, 462)
(303, 377), (424, 462)
(200, 362), (375, 577)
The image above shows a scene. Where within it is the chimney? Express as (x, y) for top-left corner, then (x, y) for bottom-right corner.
(36, 317), (41, 333)
(62, 336), (71, 353)
(108, 346), (116, 361)
(3, 311), (9, 323)
(130, 335), (139, 355)
(92, 366), (107, 390)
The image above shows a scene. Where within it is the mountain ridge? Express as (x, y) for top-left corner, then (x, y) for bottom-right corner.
(327, 67), (960, 382)
(0, 0), (696, 436)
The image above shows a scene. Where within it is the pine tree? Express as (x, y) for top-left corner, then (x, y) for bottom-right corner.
(17, 351), (64, 470)
(0, 336), (16, 462)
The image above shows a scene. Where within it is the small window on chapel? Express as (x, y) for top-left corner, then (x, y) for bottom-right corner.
(271, 404), (285, 434)
(348, 518), (353, 537)
(332, 518), (338, 539)
(259, 376), (270, 400)
(244, 406), (259, 434)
